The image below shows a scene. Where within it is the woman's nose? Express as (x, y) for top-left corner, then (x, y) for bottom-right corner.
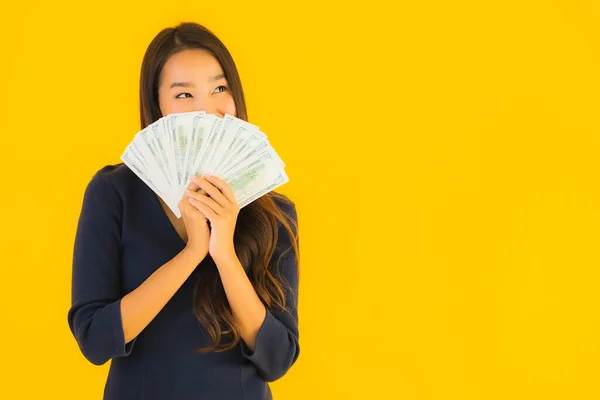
(193, 96), (217, 115)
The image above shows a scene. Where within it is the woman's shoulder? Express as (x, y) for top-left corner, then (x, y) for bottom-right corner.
(269, 191), (297, 219)
(268, 192), (299, 241)
(86, 163), (139, 192)
(92, 162), (135, 184)
(83, 163), (140, 206)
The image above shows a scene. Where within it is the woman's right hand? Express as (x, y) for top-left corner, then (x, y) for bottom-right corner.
(178, 178), (210, 263)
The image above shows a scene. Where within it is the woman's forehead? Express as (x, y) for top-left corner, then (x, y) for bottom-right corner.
(165, 50), (222, 73)
(160, 50), (225, 85)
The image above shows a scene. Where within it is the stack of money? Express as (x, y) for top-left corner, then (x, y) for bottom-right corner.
(120, 111), (288, 218)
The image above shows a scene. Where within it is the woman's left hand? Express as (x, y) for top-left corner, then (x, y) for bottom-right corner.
(186, 174), (240, 266)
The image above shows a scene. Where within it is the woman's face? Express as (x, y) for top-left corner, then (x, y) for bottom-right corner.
(158, 48), (237, 118)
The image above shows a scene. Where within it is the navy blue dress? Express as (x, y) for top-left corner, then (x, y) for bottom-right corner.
(67, 164), (300, 400)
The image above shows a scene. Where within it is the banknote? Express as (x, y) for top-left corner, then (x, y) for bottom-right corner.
(120, 112), (288, 218)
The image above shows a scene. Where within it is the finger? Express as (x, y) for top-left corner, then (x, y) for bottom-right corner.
(179, 194), (197, 215)
(187, 176), (209, 192)
(191, 176), (229, 207)
(179, 193), (191, 207)
(187, 177), (201, 192)
(187, 191), (223, 215)
(185, 177), (209, 197)
(189, 197), (217, 220)
(204, 174), (237, 205)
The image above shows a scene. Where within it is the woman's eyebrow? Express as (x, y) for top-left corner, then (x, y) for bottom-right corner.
(168, 74), (225, 89)
(169, 82), (194, 89)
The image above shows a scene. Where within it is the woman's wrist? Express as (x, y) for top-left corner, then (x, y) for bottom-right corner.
(180, 245), (207, 265)
(213, 252), (242, 271)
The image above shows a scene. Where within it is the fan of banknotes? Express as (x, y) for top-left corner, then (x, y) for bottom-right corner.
(120, 111), (288, 218)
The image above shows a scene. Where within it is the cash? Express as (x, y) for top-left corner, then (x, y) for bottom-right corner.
(120, 111), (288, 218)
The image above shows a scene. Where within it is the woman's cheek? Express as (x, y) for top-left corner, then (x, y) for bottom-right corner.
(224, 95), (237, 116)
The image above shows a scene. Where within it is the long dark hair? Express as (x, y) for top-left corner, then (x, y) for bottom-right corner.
(139, 22), (299, 352)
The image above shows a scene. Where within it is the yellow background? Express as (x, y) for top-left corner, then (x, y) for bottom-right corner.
(1, 0), (600, 398)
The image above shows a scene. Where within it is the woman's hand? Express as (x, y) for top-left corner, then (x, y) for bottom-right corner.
(186, 174), (240, 266)
(178, 179), (210, 263)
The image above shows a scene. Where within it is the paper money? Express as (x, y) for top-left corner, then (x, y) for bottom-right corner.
(120, 112), (288, 218)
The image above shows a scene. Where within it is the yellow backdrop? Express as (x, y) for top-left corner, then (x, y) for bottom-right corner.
(2, 0), (600, 399)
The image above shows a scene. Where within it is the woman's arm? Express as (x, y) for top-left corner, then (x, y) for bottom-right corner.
(225, 201), (300, 382)
(214, 257), (267, 351)
(68, 170), (206, 365)
(186, 175), (300, 382)
(226, 212), (300, 382)
(120, 247), (203, 344)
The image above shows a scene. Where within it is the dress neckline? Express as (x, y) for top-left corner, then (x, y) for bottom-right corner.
(140, 178), (187, 251)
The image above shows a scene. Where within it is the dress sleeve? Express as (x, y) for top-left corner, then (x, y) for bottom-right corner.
(240, 198), (300, 382)
(67, 170), (137, 366)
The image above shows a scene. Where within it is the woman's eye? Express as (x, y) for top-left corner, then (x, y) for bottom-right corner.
(176, 93), (192, 99)
(215, 85), (228, 93)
